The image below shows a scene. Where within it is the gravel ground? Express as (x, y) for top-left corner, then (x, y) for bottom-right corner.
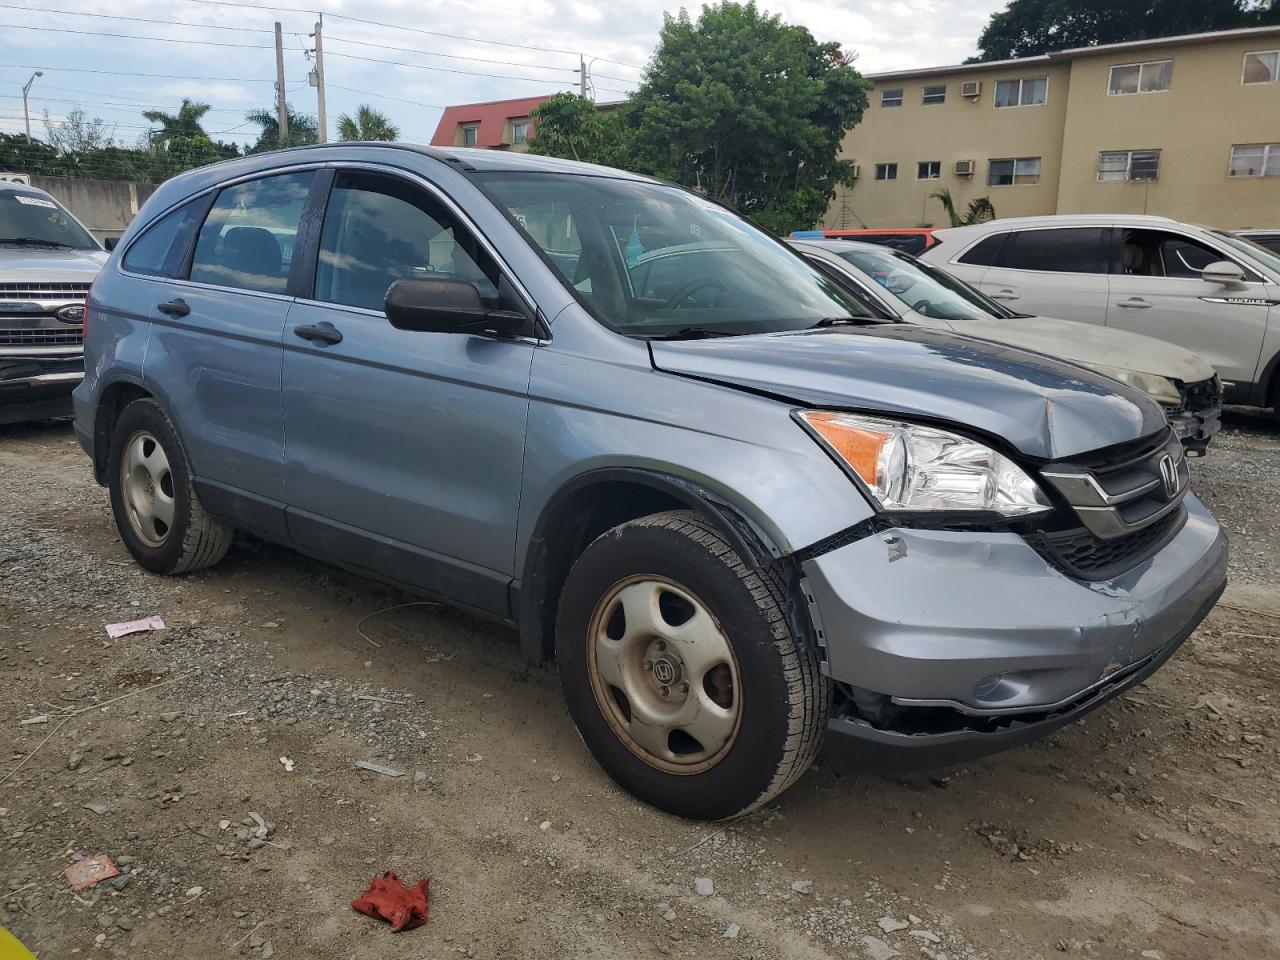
(1, 411), (1278, 960)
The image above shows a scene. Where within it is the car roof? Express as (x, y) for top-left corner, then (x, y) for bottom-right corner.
(0, 180), (56, 199)
(931, 213), (1187, 240)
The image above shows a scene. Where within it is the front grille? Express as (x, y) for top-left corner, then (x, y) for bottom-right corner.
(0, 328), (84, 345)
(1027, 505), (1187, 581)
(0, 282), (91, 301)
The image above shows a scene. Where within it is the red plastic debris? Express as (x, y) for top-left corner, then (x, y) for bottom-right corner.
(64, 854), (120, 891)
(352, 871), (430, 932)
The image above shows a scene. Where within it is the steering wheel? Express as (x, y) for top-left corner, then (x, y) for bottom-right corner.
(912, 298), (933, 317)
(664, 278), (729, 309)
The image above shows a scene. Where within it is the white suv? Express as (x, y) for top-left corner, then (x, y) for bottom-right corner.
(921, 215), (1280, 422)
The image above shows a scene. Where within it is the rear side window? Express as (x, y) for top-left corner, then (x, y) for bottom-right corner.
(1000, 228), (1107, 273)
(122, 201), (202, 278)
(189, 172), (313, 294)
(957, 233), (1006, 266)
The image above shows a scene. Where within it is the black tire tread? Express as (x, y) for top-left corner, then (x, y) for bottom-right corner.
(581, 509), (830, 817)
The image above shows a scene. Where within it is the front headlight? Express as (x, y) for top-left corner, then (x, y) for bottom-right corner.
(1090, 364), (1182, 406)
(798, 411), (1052, 516)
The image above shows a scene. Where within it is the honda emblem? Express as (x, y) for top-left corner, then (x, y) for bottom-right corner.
(1158, 454), (1179, 499)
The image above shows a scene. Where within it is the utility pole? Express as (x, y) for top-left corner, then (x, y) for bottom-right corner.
(274, 21), (289, 146)
(22, 71), (42, 145)
(311, 16), (328, 142)
(578, 54), (587, 97)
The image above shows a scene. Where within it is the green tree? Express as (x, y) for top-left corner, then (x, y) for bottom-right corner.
(245, 103), (319, 152)
(142, 98), (212, 145)
(974, 0), (1278, 61)
(618, 2), (868, 234)
(336, 104), (399, 141)
(930, 188), (996, 227)
(528, 93), (610, 163)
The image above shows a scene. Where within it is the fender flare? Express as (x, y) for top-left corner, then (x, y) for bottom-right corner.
(515, 467), (789, 663)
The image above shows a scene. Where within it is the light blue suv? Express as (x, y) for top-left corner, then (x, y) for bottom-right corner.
(74, 145), (1227, 819)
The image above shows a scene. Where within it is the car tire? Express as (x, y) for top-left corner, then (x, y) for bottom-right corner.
(556, 510), (829, 820)
(107, 398), (233, 575)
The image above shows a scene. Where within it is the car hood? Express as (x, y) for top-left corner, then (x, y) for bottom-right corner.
(649, 326), (1166, 460)
(0, 247), (108, 280)
(937, 313), (1216, 383)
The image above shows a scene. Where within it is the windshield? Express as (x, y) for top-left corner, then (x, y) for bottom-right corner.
(0, 190), (99, 250)
(833, 246), (1013, 322)
(1213, 230), (1280, 278)
(476, 172), (873, 337)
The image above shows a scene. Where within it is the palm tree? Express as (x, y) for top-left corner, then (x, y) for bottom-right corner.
(336, 104), (399, 142)
(930, 187), (996, 227)
(244, 103), (319, 153)
(142, 99), (212, 145)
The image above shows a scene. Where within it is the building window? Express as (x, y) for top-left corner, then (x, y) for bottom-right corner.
(1098, 149), (1160, 182)
(874, 162), (898, 181)
(922, 84), (946, 105)
(916, 160), (941, 180)
(461, 125), (478, 147)
(988, 157), (1041, 186)
(1229, 143), (1280, 177)
(1243, 50), (1280, 84)
(880, 88), (903, 108)
(1108, 59), (1173, 95)
(994, 77), (1047, 107)
(512, 120), (530, 144)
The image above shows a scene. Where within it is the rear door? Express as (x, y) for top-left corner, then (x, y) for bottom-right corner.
(1105, 227), (1269, 387)
(280, 166), (537, 616)
(974, 226), (1110, 324)
(140, 170), (315, 532)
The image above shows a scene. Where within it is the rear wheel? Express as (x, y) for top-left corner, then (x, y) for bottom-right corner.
(556, 510), (829, 820)
(107, 399), (233, 575)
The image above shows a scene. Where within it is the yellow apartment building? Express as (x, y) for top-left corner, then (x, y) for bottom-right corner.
(821, 26), (1280, 231)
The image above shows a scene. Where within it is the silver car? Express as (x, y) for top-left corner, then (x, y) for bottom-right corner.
(74, 146), (1227, 818)
(792, 238), (1222, 453)
(920, 214), (1280, 423)
(1, 181), (105, 424)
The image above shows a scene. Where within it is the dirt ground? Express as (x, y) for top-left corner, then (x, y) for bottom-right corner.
(2, 411), (1279, 960)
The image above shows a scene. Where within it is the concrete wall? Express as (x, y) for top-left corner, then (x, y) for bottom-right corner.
(822, 28), (1280, 231)
(29, 176), (159, 243)
(1056, 37), (1280, 227)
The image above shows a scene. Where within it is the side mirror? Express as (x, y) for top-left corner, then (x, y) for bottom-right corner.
(103, 236), (120, 251)
(384, 278), (530, 337)
(1201, 260), (1247, 290)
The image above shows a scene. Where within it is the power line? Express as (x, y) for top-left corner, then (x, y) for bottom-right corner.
(0, 19), (275, 48)
(0, 94), (251, 115)
(322, 50), (579, 86)
(0, 62), (278, 82)
(175, 0), (647, 67)
(326, 83), (444, 111)
(324, 34), (576, 73)
(0, 1), (270, 33)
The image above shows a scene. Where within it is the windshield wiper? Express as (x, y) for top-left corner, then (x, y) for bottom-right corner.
(640, 326), (740, 341)
(809, 316), (866, 328)
(0, 237), (77, 249)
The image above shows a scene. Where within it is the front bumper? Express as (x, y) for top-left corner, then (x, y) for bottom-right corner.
(1165, 403), (1220, 455)
(0, 357), (83, 425)
(803, 493), (1227, 772)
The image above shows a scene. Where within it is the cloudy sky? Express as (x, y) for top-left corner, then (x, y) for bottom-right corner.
(0, 0), (1005, 150)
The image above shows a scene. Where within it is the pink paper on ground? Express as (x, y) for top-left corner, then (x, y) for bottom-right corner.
(105, 616), (166, 639)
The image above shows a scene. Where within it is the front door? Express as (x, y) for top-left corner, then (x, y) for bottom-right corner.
(1105, 228), (1270, 388)
(280, 168), (536, 616)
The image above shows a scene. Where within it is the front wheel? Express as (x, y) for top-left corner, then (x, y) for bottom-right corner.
(106, 398), (233, 575)
(556, 511), (829, 820)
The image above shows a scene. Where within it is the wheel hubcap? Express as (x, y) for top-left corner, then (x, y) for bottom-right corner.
(587, 576), (741, 774)
(120, 430), (175, 548)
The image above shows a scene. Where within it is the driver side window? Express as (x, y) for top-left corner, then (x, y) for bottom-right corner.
(314, 171), (498, 312)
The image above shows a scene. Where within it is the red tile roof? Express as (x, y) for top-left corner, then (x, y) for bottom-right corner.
(429, 95), (552, 148)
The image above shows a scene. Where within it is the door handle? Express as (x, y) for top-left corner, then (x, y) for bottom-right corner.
(157, 298), (190, 318)
(1117, 297), (1152, 309)
(293, 321), (343, 346)
(989, 289), (1020, 300)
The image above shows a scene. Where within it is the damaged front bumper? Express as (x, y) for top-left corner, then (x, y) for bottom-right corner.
(801, 493), (1227, 773)
(1163, 377), (1222, 456)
